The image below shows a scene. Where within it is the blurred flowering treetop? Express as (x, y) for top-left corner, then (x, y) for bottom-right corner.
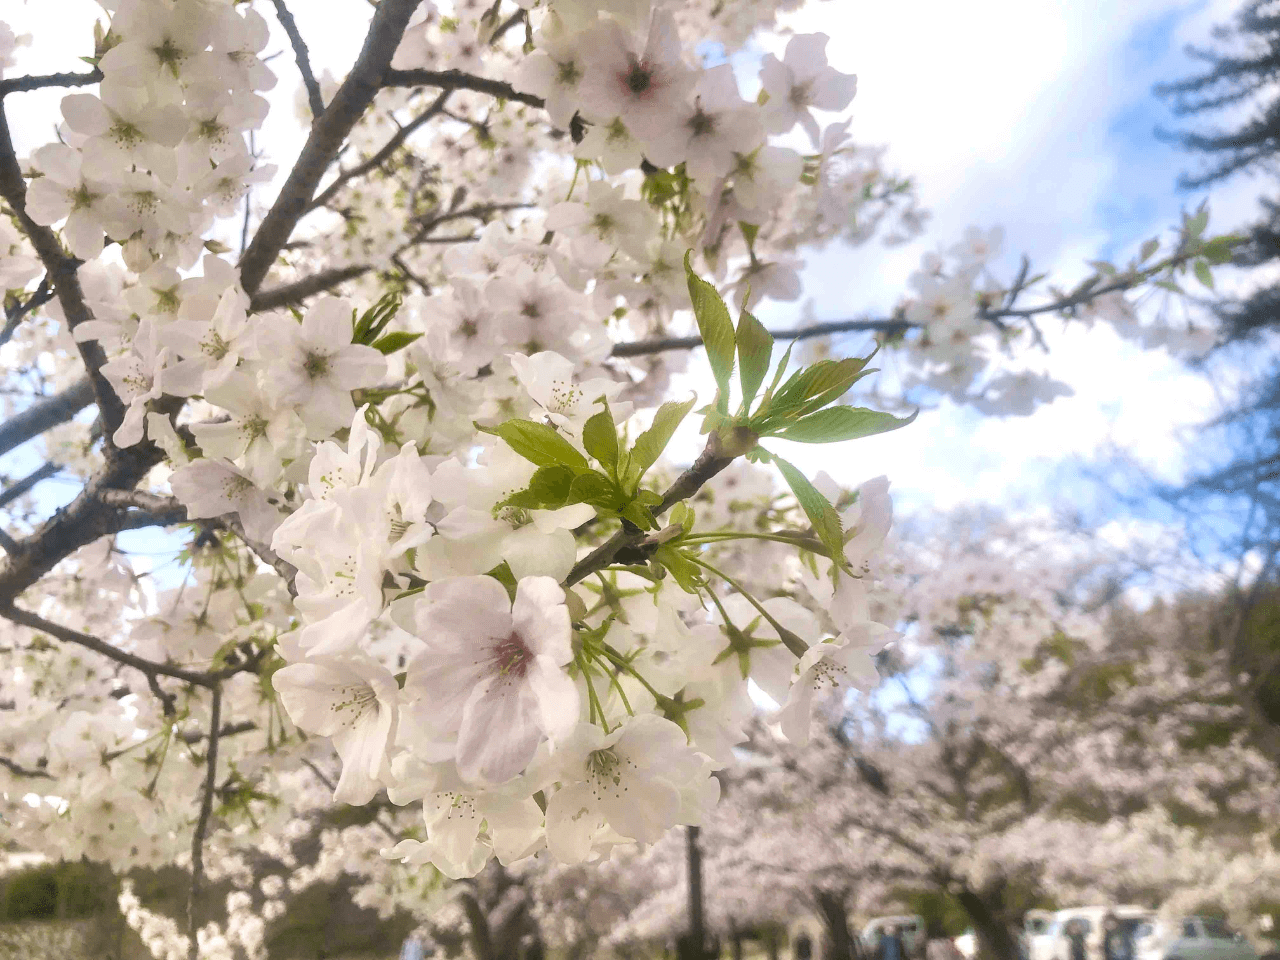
(0, 0), (1245, 958)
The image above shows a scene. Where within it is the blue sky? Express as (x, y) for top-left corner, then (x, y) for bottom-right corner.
(1, 0), (1273, 583)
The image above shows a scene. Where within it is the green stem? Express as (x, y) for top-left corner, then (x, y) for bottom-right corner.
(691, 557), (808, 658)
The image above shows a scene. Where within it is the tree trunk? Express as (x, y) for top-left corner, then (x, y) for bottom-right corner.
(954, 888), (1019, 960)
(814, 890), (855, 960)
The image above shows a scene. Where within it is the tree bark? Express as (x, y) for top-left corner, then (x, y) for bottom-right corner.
(954, 888), (1019, 960)
(814, 889), (856, 960)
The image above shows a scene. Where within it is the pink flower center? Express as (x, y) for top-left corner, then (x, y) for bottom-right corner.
(491, 632), (532, 680)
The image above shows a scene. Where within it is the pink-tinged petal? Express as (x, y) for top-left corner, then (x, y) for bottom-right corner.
(455, 679), (542, 784)
(812, 71), (858, 113)
(511, 577), (570, 661)
(420, 575), (513, 642)
(403, 647), (491, 738)
(798, 109), (822, 148)
(528, 657), (580, 739)
(783, 34), (831, 76)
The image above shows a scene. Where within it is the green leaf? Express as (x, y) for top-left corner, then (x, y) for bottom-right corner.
(371, 331), (423, 355)
(1154, 279), (1183, 295)
(502, 464), (577, 510)
(760, 339), (796, 408)
(768, 354), (875, 420)
(777, 406), (918, 443)
(582, 407), (620, 476)
(735, 308), (773, 410)
(627, 395), (697, 487)
(1193, 259), (1214, 291)
(480, 420), (588, 469)
(771, 455), (848, 572)
(567, 471), (618, 508)
(1139, 238), (1159, 262)
(352, 293), (402, 344)
(684, 251), (736, 406)
(1186, 204), (1209, 239)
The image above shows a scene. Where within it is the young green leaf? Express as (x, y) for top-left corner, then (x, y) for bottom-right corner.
(771, 454), (848, 572)
(736, 308), (774, 410)
(684, 251), (736, 404)
(371, 331), (423, 355)
(479, 420), (588, 469)
(502, 464), (577, 510)
(1193, 259), (1214, 291)
(582, 407), (620, 476)
(776, 406), (917, 444)
(627, 395), (698, 487)
(567, 471), (618, 509)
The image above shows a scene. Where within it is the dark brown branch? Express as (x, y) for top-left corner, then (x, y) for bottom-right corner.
(564, 437), (736, 587)
(0, 104), (125, 436)
(1, 276), (53, 348)
(249, 264), (373, 312)
(187, 684), (222, 960)
(307, 91), (452, 212)
(270, 0), (326, 121)
(0, 440), (166, 606)
(238, 0), (422, 295)
(177, 720), (257, 745)
(383, 68), (545, 109)
(0, 377), (95, 458)
(0, 461), (60, 512)
(0, 604), (216, 690)
(0, 755), (52, 779)
(610, 318), (913, 359)
(0, 69), (102, 98)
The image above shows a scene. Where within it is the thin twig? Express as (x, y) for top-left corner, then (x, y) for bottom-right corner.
(187, 684), (222, 960)
(270, 0), (326, 121)
(383, 68), (545, 109)
(1, 276), (53, 348)
(0, 461), (60, 512)
(307, 91), (452, 212)
(0, 604), (217, 690)
(610, 318), (912, 359)
(0, 756), (52, 779)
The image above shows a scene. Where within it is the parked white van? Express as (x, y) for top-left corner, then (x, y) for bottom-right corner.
(1134, 917), (1258, 960)
(1047, 906), (1154, 960)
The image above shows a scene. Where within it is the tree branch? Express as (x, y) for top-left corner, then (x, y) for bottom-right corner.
(1, 275), (53, 348)
(0, 755), (52, 779)
(249, 264), (373, 312)
(610, 318), (913, 359)
(0, 104), (125, 436)
(564, 437), (736, 587)
(270, 0), (326, 121)
(0, 69), (102, 98)
(307, 91), (452, 212)
(0, 604), (216, 691)
(0, 377), (95, 458)
(0, 461), (60, 512)
(0, 440), (165, 606)
(238, 0), (422, 295)
(383, 68), (545, 109)
(187, 684), (222, 960)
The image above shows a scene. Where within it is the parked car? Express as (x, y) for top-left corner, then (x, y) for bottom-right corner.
(955, 930), (977, 960)
(1047, 906), (1154, 960)
(1134, 917), (1258, 960)
(862, 915), (928, 959)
